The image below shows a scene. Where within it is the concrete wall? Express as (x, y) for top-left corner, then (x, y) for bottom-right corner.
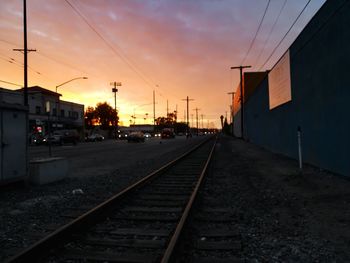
(243, 0), (350, 176)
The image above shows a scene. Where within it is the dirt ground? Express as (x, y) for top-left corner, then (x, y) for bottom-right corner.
(1, 135), (349, 262)
(215, 135), (350, 261)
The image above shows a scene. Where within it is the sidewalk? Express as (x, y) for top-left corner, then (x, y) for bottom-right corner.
(213, 134), (350, 261)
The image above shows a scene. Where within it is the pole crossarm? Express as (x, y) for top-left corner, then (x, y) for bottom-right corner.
(13, 48), (36, 53)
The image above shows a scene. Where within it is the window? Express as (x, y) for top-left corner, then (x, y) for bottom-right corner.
(73, 111), (78, 119)
(35, 106), (41, 114)
(53, 108), (57, 116)
(61, 109), (65, 117)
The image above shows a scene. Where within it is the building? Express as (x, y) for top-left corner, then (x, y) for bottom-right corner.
(235, 0), (350, 176)
(0, 86), (84, 136)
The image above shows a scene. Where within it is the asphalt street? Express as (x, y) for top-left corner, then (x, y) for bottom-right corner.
(29, 136), (206, 178)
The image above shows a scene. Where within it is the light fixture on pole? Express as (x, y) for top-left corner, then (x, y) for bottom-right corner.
(111, 81), (122, 139)
(55, 77), (88, 130)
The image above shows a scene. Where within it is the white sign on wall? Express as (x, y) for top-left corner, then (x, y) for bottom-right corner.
(268, 50), (292, 109)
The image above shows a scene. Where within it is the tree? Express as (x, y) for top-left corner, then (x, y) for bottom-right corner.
(85, 102), (118, 130)
(95, 102), (118, 129)
(155, 112), (177, 127)
(84, 106), (96, 129)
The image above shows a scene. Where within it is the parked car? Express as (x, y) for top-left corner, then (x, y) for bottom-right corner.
(44, 129), (80, 145)
(154, 132), (161, 138)
(29, 133), (45, 145)
(161, 128), (175, 139)
(118, 132), (129, 140)
(43, 134), (63, 145)
(127, 131), (145, 143)
(144, 133), (152, 138)
(86, 133), (104, 142)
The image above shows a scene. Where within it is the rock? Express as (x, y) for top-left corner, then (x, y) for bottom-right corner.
(72, 189), (84, 195)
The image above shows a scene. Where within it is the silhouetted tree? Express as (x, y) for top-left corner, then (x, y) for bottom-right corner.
(94, 102), (118, 129)
(155, 112), (187, 133)
(84, 106), (96, 129)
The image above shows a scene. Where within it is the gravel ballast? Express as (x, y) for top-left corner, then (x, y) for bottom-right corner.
(1, 135), (350, 262)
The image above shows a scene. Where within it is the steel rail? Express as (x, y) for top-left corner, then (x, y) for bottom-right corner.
(7, 135), (215, 263)
(161, 135), (217, 262)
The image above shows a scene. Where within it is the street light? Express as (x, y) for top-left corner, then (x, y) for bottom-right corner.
(55, 77), (88, 130)
(56, 77), (88, 93)
(111, 82), (122, 139)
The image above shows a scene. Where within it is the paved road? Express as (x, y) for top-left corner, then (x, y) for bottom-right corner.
(29, 136), (207, 178)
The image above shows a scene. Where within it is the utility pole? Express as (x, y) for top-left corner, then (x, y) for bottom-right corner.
(13, 0), (36, 106)
(227, 92), (235, 136)
(153, 90), (156, 131)
(200, 114), (204, 130)
(166, 99), (169, 118)
(193, 108), (200, 135)
(182, 96), (194, 135)
(13, 0), (35, 178)
(231, 65), (251, 138)
(175, 104), (178, 122)
(111, 81), (121, 139)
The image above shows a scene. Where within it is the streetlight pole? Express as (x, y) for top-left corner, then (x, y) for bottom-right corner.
(55, 77), (88, 131)
(56, 77), (88, 93)
(231, 65), (251, 138)
(111, 81), (122, 139)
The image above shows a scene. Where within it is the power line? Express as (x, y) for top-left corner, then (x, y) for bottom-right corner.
(240, 0), (271, 65)
(0, 79), (22, 87)
(36, 51), (91, 76)
(255, 0), (288, 70)
(260, 0), (313, 70)
(0, 52), (42, 75)
(64, 0), (182, 102)
(64, 0), (156, 89)
(0, 38), (18, 46)
(0, 39), (92, 78)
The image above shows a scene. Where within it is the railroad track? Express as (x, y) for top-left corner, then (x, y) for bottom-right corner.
(8, 135), (217, 263)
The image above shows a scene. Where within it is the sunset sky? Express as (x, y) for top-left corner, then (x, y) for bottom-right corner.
(0, 0), (326, 128)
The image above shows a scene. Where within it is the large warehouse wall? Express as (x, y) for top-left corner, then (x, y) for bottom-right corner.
(243, 0), (350, 176)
